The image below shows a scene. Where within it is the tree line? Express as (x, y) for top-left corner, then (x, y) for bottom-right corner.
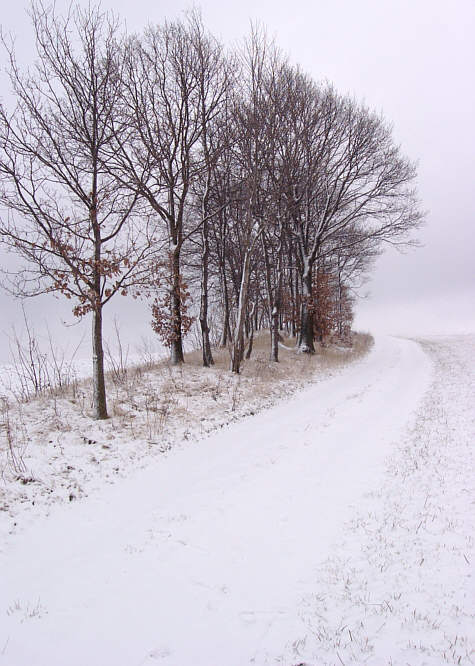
(0, 3), (424, 419)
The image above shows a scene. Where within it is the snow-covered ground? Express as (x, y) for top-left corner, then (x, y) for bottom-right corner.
(0, 334), (474, 665)
(0, 334), (366, 541)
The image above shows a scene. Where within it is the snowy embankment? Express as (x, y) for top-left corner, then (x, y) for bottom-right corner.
(0, 335), (474, 665)
(0, 334), (369, 541)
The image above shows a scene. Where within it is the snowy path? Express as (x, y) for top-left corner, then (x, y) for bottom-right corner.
(267, 335), (475, 666)
(0, 335), (454, 666)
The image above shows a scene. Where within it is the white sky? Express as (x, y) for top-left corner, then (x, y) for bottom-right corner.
(0, 0), (474, 363)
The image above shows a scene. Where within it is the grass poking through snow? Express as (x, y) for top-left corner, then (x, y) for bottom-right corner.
(0, 332), (373, 544)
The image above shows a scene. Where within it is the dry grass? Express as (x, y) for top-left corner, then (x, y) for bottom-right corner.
(0, 330), (374, 526)
(169, 330), (373, 420)
(99, 330), (373, 446)
(3, 330), (375, 449)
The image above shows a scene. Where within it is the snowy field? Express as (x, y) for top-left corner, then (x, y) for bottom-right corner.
(0, 334), (474, 665)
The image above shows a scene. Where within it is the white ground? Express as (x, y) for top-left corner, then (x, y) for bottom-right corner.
(0, 334), (474, 665)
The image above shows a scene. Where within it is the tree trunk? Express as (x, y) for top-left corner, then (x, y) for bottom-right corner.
(298, 260), (315, 353)
(231, 247), (253, 373)
(245, 301), (256, 360)
(337, 270), (343, 339)
(314, 267), (323, 344)
(198, 84), (214, 367)
(170, 247), (185, 365)
(199, 220), (214, 367)
(270, 306), (279, 362)
(245, 327), (254, 359)
(219, 262), (231, 348)
(92, 305), (108, 419)
(261, 233), (283, 362)
(91, 191), (108, 419)
(289, 253), (296, 338)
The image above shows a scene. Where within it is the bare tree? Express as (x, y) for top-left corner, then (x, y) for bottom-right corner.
(0, 5), (425, 402)
(226, 28), (279, 373)
(0, 3), (157, 418)
(111, 12), (230, 366)
(260, 221), (286, 361)
(269, 69), (423, 352)
(189, 14), (234, 367)
(206, 162), (235, 348)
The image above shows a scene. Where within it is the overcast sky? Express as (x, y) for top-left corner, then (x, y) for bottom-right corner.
(0, 0), (474, 363)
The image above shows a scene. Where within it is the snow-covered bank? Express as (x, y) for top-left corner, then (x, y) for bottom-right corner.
(0, 334), (446, 666)
(0, 334), (370, 542)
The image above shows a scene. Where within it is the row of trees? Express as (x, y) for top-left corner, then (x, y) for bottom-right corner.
(0, 3), (423, 418)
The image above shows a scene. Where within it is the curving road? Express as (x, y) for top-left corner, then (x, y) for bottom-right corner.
(0, 336), (434, 666)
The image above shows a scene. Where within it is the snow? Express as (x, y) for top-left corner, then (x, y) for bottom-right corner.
(264, 334), (475, 665)
(1, 334), (474, 665)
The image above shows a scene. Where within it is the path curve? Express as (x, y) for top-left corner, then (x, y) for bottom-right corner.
(0, 336), (432, 666)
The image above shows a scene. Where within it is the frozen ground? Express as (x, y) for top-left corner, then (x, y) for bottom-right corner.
(0, 334), (474, 665)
